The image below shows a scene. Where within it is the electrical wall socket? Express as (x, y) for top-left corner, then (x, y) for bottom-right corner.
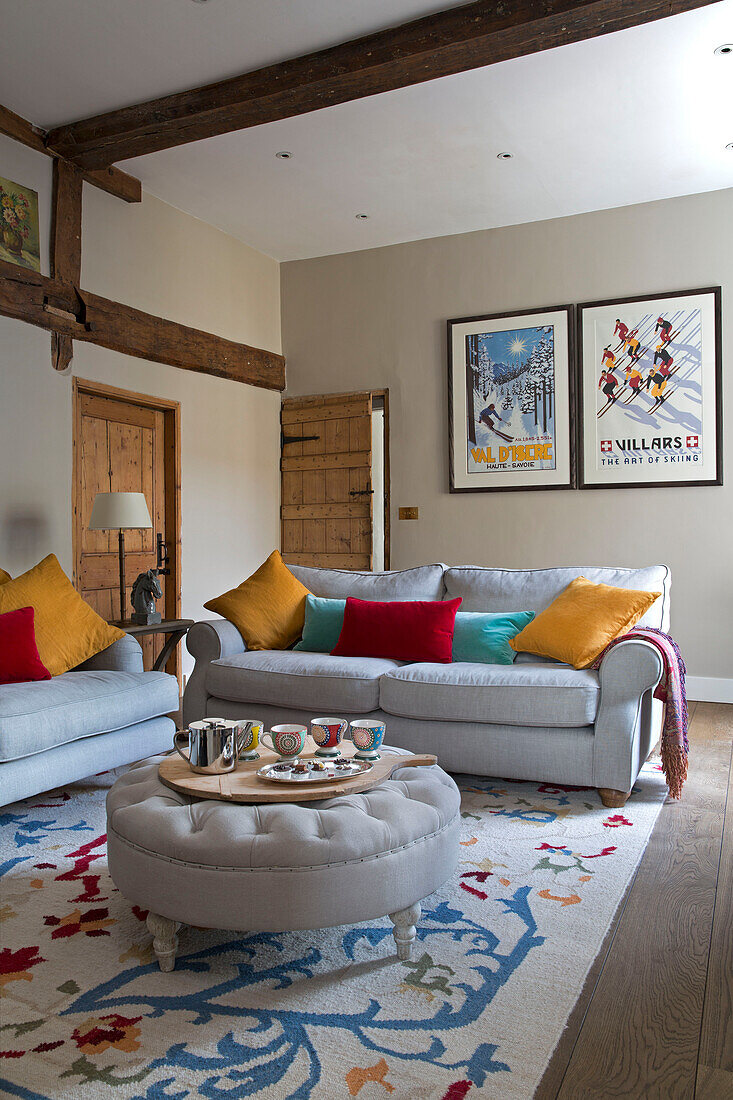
(399, 507), (419, 520)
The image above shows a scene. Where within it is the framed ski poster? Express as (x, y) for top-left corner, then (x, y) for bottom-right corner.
(577, 287), (722, 489)
(448, 305), (575, 492)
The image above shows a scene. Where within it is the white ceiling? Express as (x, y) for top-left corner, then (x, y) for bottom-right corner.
(2, 0), (733, 261)
(0, 0), (472, 125)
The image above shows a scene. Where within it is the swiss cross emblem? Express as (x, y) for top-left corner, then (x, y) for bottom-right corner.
(600, 440), (613, 453)
(686, 435), (699, 449)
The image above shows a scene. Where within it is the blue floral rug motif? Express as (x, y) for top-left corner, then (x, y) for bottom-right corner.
(0, 763), (667, 1099)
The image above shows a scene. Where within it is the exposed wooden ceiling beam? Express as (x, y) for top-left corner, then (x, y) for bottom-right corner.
(50, 160), (83, 286)
(79, 290), (285, 389)
(0, 258), (285, 390)
(46, 0), (717, 170)
(80, 164), (142, 204)
(49, 158), (83, 370)
(0, 103), (141, 202)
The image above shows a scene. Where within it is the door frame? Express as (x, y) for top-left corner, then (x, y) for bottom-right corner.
(72, 377), (182, 674)
(372, 389), (391, 571)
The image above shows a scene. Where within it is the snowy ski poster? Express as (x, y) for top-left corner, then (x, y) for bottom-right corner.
(448, 307), (574, 491)
(579, 289), (721, 488)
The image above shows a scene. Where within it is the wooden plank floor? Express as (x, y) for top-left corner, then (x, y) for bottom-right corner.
(537, 701), (733, 1100)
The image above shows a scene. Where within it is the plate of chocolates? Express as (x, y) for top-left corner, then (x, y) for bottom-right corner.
(257, 756), (372, 784)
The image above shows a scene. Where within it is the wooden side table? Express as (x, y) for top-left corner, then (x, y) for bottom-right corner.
(111, 618), (194, 672)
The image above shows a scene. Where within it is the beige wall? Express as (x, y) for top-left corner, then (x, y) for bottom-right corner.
(0, 136), (282, 677)
(282, 188), (733, 685)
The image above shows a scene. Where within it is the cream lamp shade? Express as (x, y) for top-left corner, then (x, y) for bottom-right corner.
(89, 492), (152, 530)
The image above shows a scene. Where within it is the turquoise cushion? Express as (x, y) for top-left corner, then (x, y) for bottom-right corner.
(452, 611), (535, 665)
(294, 596), (347, 653)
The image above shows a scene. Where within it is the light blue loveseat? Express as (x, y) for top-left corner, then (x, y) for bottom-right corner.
(183, 563), (670, 808)
(0, 633), (179, 806)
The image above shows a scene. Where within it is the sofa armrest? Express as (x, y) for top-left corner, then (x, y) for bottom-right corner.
(186, 619), (246, 662)
(593, 639), (664, 793)
(183, 619), (245, 727)
(75, 633), (144, 673)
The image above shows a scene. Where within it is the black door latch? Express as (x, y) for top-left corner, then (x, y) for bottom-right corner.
(282, 432), (321, 446)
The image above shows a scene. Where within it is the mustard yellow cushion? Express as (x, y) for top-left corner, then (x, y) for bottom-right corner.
(0, 554), (125, 676)
(204, 550), (310, 651)
(0, 568), (11, 585)
(509, 576), (661, 669)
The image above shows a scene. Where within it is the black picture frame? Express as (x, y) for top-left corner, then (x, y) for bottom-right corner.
(576, 286), (722, 490)
(447, 304), (576, 493)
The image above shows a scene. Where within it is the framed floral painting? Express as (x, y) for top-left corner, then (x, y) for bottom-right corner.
(0, 175), (41, 272)
(577, 287), (722, 489)
(447, 304), (575, 492)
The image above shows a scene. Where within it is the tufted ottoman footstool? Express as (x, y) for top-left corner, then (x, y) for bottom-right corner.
(106, 749), (460, 970)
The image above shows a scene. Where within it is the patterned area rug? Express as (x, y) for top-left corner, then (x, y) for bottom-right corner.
(0, 760), (667, 1099)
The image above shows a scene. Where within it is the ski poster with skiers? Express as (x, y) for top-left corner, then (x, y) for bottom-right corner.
(448, 307), (574, 491)
(578, 288), (721, 489)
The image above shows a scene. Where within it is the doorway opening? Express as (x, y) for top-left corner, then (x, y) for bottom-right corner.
(280, 389), (390, 571)
(72, 378), (181, 678)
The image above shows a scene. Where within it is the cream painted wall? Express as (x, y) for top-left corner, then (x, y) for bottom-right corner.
(282, 188), (733, 682)
(0, 136), (282, 678)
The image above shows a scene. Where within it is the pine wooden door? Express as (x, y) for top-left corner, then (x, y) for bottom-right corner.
(74, 388), (166, 670)
(281, 392), (374, 569)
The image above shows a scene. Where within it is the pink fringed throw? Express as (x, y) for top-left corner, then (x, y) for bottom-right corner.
(591, 627), (688, 799)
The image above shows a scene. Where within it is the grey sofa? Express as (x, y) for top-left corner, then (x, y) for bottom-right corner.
(184, 563), (670, 807)
(0, 633), (179, 806)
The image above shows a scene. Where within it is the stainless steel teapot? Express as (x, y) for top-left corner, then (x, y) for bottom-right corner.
(173, 718), (239, 774)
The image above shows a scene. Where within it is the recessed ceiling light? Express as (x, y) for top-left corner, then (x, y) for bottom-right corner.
(496, 152), (513, 160)
(275, 150), (292, 159)
(355, 213), (369, 220)
(714, 43), (733, 55)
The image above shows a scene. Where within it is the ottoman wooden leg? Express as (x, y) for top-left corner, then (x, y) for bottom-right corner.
(389, 902), (421, 960)
(147, 913), (180, 972)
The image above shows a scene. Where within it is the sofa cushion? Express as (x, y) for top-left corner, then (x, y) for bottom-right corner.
(293, 595), (346, 653)
(0, 670), (179, 762)
(0, 554), (126, 676)
(452, 610), (535, 665)
(0, 606), (51, 685)
(332, 598), (461, 663)
(204, 550), (309, 651)
(509, 576), (661, 669)
(379, 662), (599, 727)
(207, 650), (403, 713)
(444, 565), (670, 631)
(286, 563), (445, 601)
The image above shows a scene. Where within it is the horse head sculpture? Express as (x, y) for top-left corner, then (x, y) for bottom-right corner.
(131, 569), (163, 624)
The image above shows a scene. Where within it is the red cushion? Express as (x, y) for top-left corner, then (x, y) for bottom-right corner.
(331, 597), (462, 663)
(0, 606), (52, 685)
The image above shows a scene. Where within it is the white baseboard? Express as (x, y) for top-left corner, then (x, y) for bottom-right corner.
(686, 676), (733, 704)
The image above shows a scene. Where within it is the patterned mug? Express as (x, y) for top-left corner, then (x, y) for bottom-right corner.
(349, 719), (386, 760)
(235, 719), (263, 762)
(311, 717), (347, 758)
(261, 724), (307, 762)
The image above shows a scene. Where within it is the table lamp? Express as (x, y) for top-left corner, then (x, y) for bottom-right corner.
(89, 492), (152, 622)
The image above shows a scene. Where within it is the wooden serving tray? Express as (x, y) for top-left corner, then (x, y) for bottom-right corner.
(158, 737), (437, 804)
